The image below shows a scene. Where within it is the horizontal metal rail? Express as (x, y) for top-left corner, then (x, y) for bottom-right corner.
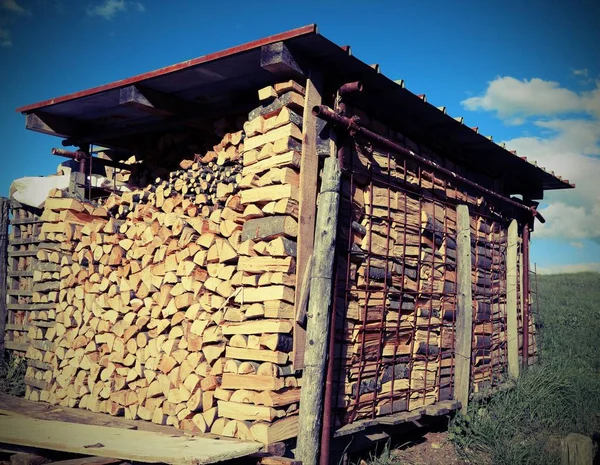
(312, 105), (545, 223)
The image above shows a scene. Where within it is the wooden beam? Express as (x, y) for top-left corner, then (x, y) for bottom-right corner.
(24, 112), (78, 138)
(119, 85), (206, 118)
(0, 198), (8, 355)
(296, 157), (341, 465)
(454, 204), (473, 413)
(293, 72), (323, 370)
(506, 219), (519, 379)
(261, 42), (304, 77)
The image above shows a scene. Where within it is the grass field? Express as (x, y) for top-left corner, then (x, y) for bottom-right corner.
(449, 271), (600, 464)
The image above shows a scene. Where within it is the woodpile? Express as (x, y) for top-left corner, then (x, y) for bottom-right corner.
(8, 73), (536, 441)
(470, 215), (508, 393)
(331, 111), (511, 425)
(4, 205), (41, 352)
(20, 80), (306, 444)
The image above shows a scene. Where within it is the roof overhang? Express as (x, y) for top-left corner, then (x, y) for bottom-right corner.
(17, 24), (574, 196)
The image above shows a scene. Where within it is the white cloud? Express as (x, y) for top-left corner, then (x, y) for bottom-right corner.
(502, 118), (600, 242)
(86, 0), (145, 19)
(462, 76), (600, 121)
(462, 74), (600, 244)
(1, 0), (30, 15)
(572, 68), (589, 78)
(0, 27), (12, 47)
(537, 263), (600, 274)
(570, 241), (584, 248)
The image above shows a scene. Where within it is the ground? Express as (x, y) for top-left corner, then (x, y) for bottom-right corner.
(388, 431), (468, 465)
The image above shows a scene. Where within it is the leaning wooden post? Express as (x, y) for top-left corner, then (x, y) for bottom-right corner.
(0, 198), (9, 356)
(296, 156), (341, 465)
(454, 204), (473, 413)
(506, 219), (520, 379)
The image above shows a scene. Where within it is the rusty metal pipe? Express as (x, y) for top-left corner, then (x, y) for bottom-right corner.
(338, 81), (363, 96)
(312, 105), (544, 222)
(51, 148), (133, 171)
(522, 223), (530, 366)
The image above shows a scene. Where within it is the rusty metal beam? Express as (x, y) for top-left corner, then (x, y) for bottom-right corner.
(312, 105), (543, 223)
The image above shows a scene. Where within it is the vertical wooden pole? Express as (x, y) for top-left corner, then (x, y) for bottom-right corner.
(455, 204), (473, 413)
(0, 198), (9, 355)
(296, 157), (341, 465)
(561, 433), (593, 465)
(292, 72), (322, 370)
(506, 219), (519, 379)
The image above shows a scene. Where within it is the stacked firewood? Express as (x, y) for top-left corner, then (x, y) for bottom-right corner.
(24, 192), (108, 401)
(470, 216), (509, 393)
(332, 116), (495, 424)
(22, 80), (305, 445)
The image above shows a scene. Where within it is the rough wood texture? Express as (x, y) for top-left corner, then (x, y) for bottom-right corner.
(506, 219), (519, 379)
(0, 198), (9, 354)
(293, 72), (322, 370)
(454, 204), (473, 413)
(296, 157), (341, 465)
(0, 415), (262, 465)
(560, 433), (593, 465)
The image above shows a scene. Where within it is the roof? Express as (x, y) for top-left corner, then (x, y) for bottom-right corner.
(17, 24), (573, 196)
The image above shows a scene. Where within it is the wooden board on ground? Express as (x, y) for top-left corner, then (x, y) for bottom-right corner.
(0, 415), (262, 465)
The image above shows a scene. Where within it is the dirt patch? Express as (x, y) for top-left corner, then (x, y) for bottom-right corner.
(389, 431), (469, 465)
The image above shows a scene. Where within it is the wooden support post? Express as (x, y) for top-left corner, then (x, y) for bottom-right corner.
(561, 433), (593, 465)
(454, 204), (473, 413)
(292, 72), (323, 370)
(506, 219), (519, 379)
(0, 198), (9, 355)
(296, 157), (341, 465)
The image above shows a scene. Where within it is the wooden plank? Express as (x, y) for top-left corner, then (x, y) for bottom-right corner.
(4, 341), (28, 352)
(506, 219), (519, 379)
(333, 418), (377, 438)
(222, 320), (292, 336)
(24, 377), (49, 390)
(26, 360), (52, 371)
(9, 238), (41, 246)
(296, 157), (341, 465)
(0, 198), (8, 354)
(48, 457), (121, 465)
(9, 219), (43, 226)
(0, 415), (262, 465)
(244, 124), (302, 151)
(225, 346), (288, 364)
(7, 290), (33, 297)
(29, 321), (54, 328)
(424, 400), (460, 416)
(7, 303), (55, 311)
(8, 271), (34, 278)
(221, 374), (284, 391)
(292, 73), (322, 371)
(8, 250), (39, 258)
(454, 204), (473, 414)
(377, 411), (422, 426)
(241, 216), (298, 242)
(5, 324), (28, 332)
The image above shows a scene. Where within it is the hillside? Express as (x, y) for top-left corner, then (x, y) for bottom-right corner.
(449, 271), (600, 465)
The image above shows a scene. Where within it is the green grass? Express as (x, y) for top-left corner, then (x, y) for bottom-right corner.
(0, 351), (27, 397)
(450, 271), (600, 464)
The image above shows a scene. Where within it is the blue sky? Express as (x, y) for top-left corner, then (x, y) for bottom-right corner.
(0, 0), (599, 273)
